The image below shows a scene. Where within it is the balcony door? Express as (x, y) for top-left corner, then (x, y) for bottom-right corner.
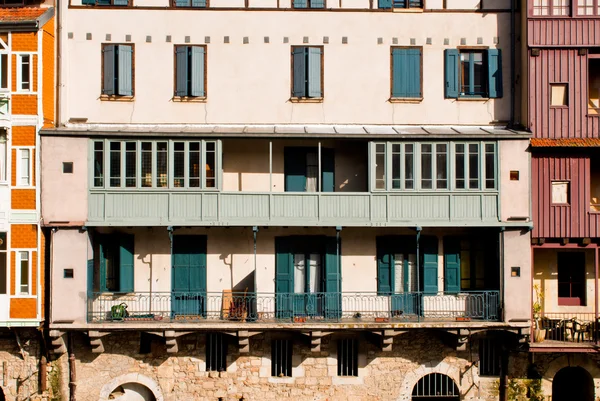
(284, 147), (334, 192)
(171, 235), (207, 317)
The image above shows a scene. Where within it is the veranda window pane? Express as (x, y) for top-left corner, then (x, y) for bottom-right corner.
(109, 142), (121, 187)
(206, 142), (216, 188)
(156, 142), (168, 188)
(405, 144), (414, 189)
(436, 144), (447, 189)
(375, 144), (385, 190)
(174, 142), (185, 188)
(421, 144), (432, 189)
(94, 142), (104, 187)
(455, 144), (465, 189)
(189, 142), (201, 188)
(485, 144), (496, 189)
(141, 142), (152, 187)
(468, 143), (479, 189)
(392, 144), (401, 189)
(125, 142), (136, 187)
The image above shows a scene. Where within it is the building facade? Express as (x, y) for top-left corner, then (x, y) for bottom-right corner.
(526, 0), (600, 399)
(42, 0), (532, 400)
(0, 4), (55, 401)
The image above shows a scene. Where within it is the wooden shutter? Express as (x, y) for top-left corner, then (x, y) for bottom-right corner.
(172, 235), (207, 292)
(444, 49), (459, 99)
(292, 48), (306, 97)
(113, 0), (129, 5)
(98, 236), (108, 292)
(119, 234), (135, 293)
(321, 148), (335, 192)
(102, 46), (116, 95)
(87, 258), (94, 294)
(192, 0), (207, 6)
(392, 48), (421, 98)
(117, 45), (133, 96)
(376, 237), (392, 295)
(175, 0), (190, 5)
(307, 47), (322, 98)
(284, 147), (307, 192)
(191, 46), (206, 97)
(275, 237), (293, 318)
(421, 236), (438, 295)
(294, 0), (308, 7)
(443, 237), (461, 294)
(324, 236), (341, 319)
(311, 0), (325, 7)
(81, 0), (96, 4)
(175, 46), (189, 97)
(378, 0), (391, 9)
(487, 49), (503, 98)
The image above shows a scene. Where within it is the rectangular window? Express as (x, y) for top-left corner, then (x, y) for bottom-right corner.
(485, 144), (496, 190)
(18, 148), (31, 186)
(534, 0), (570, 14)
(292, 46), (323, 99)
(455, 144), (465, 189)
(551, 83), (568, 106)
(405, 144), (414, 189)
(578, 0), (599, 15)
(460, 51), (485, 97)
(478, 338), (501, 377)
(96, 234), (134, 293)
(589, 59), (600, 113)
(445, 49), (502, 99)
(172, 0), (207, 7)
(0, 232), (6, 295)
(283, 147), (335, 193)
(0, 54), (8, 91)
(557, 252), (586, 306)
(17, 251), (30, 295)
(92, 139), (219, 190)
(175, 45), (206, 98)
(459, 238), (491, 291)
(421, 144), (432, 189)
(271, 339), (292, 377)
(393, 0), (422, 7)
(0, 130), (6, 183)
(337, 339), (358, 377)
(17, 54), (31, 92)
(82, 0), (129, 6)
(552, 181), (570, 204)
(102, 44), (134, 97)
(293, 0), (324, 8)
(392, 144), (401, 189)
(391, 47), (422, 99)
(206, 333), (227, 372)
(375, 143), (386, 190)
(468, 144), (480, 189)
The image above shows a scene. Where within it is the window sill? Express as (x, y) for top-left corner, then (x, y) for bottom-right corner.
(550, 105), (569, 109)
(587, 108), (600, 117)
(392, 8), (423, 12)
(172, 96), (207, 103)
(389, 97), (423, 104)
(551, 203), (570, 207)
(455, 97), (490, 102)
(290, 97), (323, 103)
(100, 95), (135, 102)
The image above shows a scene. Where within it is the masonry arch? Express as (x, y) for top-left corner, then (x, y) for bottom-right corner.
(398, 361), (462, 401)
(411, 373), (460, 401)
(98, 373), (163, 401)
(553, 366), (593, 401)
(542, 354), (600, 398)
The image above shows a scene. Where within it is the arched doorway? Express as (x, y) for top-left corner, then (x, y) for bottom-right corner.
(108, 382), (156, 401)
(552, 366), (594, 401)
(412, 373), (460, 401)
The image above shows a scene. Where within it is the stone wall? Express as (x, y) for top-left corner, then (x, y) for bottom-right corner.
(69, 330), (508, 401)
(0, 329), (44, 401)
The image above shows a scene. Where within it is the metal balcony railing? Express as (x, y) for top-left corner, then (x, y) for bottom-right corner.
(87, 291), (500, 324)
(536, 313), (599, 343)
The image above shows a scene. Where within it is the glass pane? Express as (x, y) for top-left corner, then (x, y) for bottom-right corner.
(405, 144), (414, 189)
(141, 142), (152, 188)
(19, 251), (28, 294)
(156, 142), (168, 188)
(468, 143), (479, 189)
(534, 0), (549, 15)
(294, 254), (306, 293)
(436, 144), (447, 189)
(0, 133), (5, 182)
(94, 141), (104, 187)
(174, 142), (185, 188)
(206, 142), (216, 188)
(0, 252), (6, 295)
(306, 152), (318, 192)
(0, 54), (8, 90)
(455, 144), (465, 189)
(20, 55), (30, 91)
(109, 142), (121, 187)
(394, 254), (404, 293)
(472, 53), (484, 96)
(485, 143), (496, 189)
(189, 142), (201, 188)
(421, 144), (432, 189)
(125, 142), (136, 187)
(20, 149), (30, 186)
(460, 53), (471, 95)
(392, 144), (401, 189)
(375, 144), (385, 190)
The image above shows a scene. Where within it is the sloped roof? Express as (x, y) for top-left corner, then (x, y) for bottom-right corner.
(0, 7), (53, 29)
(530, 138), (600, 147)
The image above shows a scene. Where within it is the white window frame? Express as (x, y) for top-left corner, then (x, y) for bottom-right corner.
(16, 53), (33, 93)
(15, 250), (31, 296)
(0, 232), (8, 296)
(16, 147), (33, 187)
(0, 34), (10, 93)
(0, 130), (7, 184)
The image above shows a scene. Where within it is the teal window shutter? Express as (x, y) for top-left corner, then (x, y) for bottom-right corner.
(294, 0), (308, 7)
(175, 46), (189, 97)
(188, 236), (207, 293)
(487, 49), (503, 98)
(119, 234), (134, 293)
(275, 237), (293, 318)
(378, 0), (391, 8)
(392, 48), (421, 98)
(307, 47), (322, 98)
(444, 49), (459, 99)
(376, 237), (392, 295)
(171, 236), (207, 317)
(310, 0), (324, 7)
(443, 237), (461, 294)
(175, 0), (190, 5)
(321, 148), (335, 192)
(82, 0), (96, 4)
(192, 0), (207, 6)
(87, 258), (94, 294)
(284, 147), (307, 192)
(324, 236), (341, 319)
(98, 237), (108, 292)
(292, 48), (306, 97)
(102, 46), (116, 95)
(117, 45), (133, 96)
(113, 0), (128, 5)
(191, 46), (206, 97)
(421, 236), (438, 295)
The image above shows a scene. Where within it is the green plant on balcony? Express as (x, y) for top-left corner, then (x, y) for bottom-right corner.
(532, 284), (546, 343)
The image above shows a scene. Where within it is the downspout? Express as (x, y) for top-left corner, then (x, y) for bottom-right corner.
(253, 226), (258, 295)
(510, 0), (516, 126)
(167, 227), (173, 302)
(499, 227), (505, 322)
(336, 226), (342, 321)
(55, 0), (61, 126)
(68, 332), (76, 401)
(49, 228), (56, 324)
(416, 226), (421, 322)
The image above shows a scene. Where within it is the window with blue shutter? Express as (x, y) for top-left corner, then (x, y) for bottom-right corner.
(292, 47), (323, 99)
(173, 0), (207, 7)
(83, 0), (129, 6)
(445, 48), (502, 99)
(96, 234), (135, 293)
(421, 236), (438, 295)
(284, 147), (335, 192)
(293, 0), (324, 8)
(102, 44), (134, 97)
(119, 234), (135, 293)
(174, 45), (206, 98)
(443, 237), (460, 294)
(444, 49), (459, 99)
(391, 48), (422, 98)
(390, 0), (421, 8)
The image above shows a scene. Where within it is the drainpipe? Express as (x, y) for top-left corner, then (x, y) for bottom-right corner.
(336, 226), (342, 295)
(68, 332), (76, 401)
(510, 0), (516, 126)
(416, 227), (421, 322)
(167, 226), (173, 302)
(499, 227), (505, 322)
(253, 226), (258, 295)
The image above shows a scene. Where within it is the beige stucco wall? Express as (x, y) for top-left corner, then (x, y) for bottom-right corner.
(503, 228), (532, 322)
(499, 140), (531, 222)
(59, 9), (512, 125)
(533, 248), (596, 315)
(40, 136), (88, 224)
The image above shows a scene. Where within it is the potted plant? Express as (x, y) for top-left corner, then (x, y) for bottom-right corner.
(532, 284), (546, 343)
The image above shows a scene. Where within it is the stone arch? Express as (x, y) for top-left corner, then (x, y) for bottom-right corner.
(541, 354), (600, 398)
(98, 373), (164, 401)
(397, 361), (462, 401)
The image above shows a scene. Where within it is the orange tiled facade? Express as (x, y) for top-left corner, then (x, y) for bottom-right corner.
(0, 8), (54, 324)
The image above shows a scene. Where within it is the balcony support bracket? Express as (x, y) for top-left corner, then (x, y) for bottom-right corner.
(444, 329), (470, 351)
(237, 331), (261, 354)
(87, 331), (110, 353)
(49, 330), (66, 354)
(369, 330), (406, 352)
(301, 331), (333, 353)
(163, 331), (194, 354)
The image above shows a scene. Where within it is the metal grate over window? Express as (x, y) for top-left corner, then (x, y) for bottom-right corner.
(478, 338), (501, 377)
(412, 373), (460, 398)
(206, 333), (227, 372)
(271, 339), (292, 377)
(337, 338), (358, 377)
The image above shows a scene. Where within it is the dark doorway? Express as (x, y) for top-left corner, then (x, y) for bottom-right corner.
(0, 386), (5, 401)
(412, 373), (460, 401)
(553, 366), (594, 401)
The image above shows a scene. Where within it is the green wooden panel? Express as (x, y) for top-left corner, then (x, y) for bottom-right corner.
(487, 49), (503, 98)
(292, 48), (306, 97)
(444, 49), (459, 98)
(421, 236), (438, 295)
(119, 234), (135, 293)
(443, 237), (460, 294)
(284, 147), (307, 192)
(376, 237), (392, 295)
(321, 148), (335, 193)
(172, 235), (207, 316)
(324, 236), (341, 319)
(275, 237), (293, 318)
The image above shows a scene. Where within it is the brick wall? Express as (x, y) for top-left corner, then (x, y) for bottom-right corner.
(42, 17), (55, 128)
